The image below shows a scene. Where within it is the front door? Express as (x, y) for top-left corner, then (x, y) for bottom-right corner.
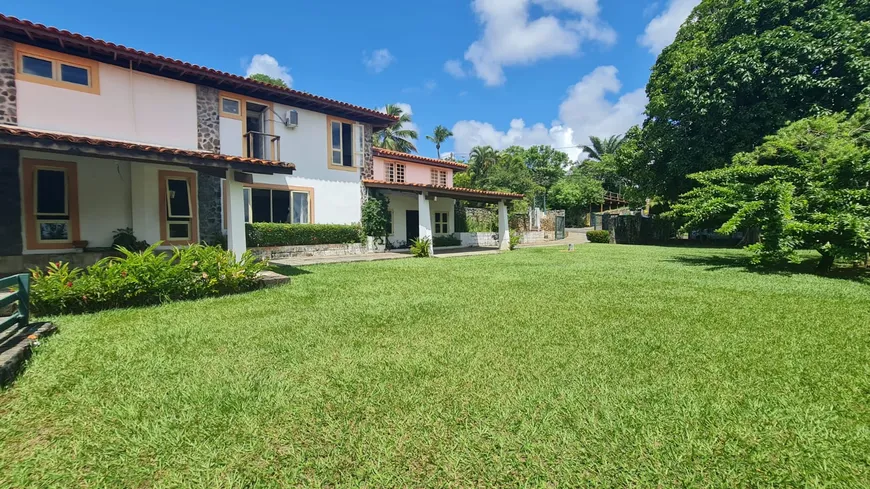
(406, 210), (419, 244)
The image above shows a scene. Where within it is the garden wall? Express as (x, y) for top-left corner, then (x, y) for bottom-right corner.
(249, 243), (365, 261)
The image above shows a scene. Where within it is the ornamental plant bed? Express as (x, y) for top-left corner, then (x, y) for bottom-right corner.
(28, 244), (266, 315)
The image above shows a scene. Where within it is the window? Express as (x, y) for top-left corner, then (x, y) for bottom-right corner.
(243, 186), (312, 224)
(220, 96), (242, 119)
(431, 169), (448, 186)
(23, 159), (80, 250)
(328, 118), (363, 170)
(36, 169), (70, 242)
(159, 171), (198, 244)
(434, 212), (449, 234)
(385, 162), (406, 183)
(15, 44), (100, 94)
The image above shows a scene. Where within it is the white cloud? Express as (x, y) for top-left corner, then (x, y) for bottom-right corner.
(378, 103), (419, 134)
(245, 54), (293, 87)
(639, 0), (700, 54)
(444, 59), (467, 78)
(362, 48), (396, 73)
(423, 80), (438, 92)
(462, 0), (616, 86)
(451, 65), (646, 161)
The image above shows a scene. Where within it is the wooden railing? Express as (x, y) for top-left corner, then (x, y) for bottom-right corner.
(0, 274), (30, 333)
(603, 191), (628, 204)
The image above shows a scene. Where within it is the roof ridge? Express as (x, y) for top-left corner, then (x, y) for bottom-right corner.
(0, 14), (397, 124)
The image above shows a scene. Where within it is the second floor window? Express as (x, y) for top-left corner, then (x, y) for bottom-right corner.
(385, 162), (406, 183)
(328, 118), (363, 169)
(431, 169), (448, 186)
(16, 45), (100, 94)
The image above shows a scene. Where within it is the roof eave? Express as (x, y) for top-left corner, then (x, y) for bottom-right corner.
(0, 131), (296, 175)
(0, 16), (398, 128)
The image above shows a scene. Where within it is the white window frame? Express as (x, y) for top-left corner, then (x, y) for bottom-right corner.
(328, 118), (363, 170)
(244, 187), (312, 224)
(220, 96), (242, 118)
(386, 162), (405, 183)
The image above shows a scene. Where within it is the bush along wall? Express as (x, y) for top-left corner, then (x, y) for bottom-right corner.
(246, 223), (363, 248)
(29, 244), (266, 315)
(586, 230), (611, 244)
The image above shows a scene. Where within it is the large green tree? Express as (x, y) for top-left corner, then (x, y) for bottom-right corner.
(670, 103), (870, 271)
(425, 125), (454, 159)
(374, 104), (419, 153)
(646, 0), (870, 200)
(525, 145), (568, 210)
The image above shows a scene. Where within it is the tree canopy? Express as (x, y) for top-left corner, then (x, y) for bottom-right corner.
(645, 0), (870, 200)
(248, 73), (288, 88)
(670, 102), (870, 270)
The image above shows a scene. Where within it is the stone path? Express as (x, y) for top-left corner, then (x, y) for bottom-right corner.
(271, 230), (593, 267)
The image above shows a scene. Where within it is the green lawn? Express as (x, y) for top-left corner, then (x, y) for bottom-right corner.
(1, 245), (868, 487)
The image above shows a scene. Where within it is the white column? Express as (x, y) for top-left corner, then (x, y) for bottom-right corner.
(498, 200), (510, 250)
(418, 192), (434, 255)
(226, 170), (246, 259)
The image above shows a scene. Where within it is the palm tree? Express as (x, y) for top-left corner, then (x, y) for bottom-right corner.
(580, 135), (624, 161)
(374, 104), (419, 153)
(426, 125), (453, 158)
(469, 145), (498, 172)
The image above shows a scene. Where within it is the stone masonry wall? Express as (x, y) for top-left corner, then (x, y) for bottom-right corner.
(0, 148), (22, 256)
(0, 39), (17, 125)
(196, 85), (223, 242)
(249, 243), (366, 261)
(360, 123), (374, 203)
(196, 86), (220, 153)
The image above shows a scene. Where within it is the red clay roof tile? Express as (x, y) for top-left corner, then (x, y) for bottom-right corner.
(373, 148), (469, 170)
(362, 179), (524, 199)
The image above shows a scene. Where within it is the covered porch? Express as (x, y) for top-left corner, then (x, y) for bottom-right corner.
(0, 125), (295, 273)
(362, 179), (524, 255)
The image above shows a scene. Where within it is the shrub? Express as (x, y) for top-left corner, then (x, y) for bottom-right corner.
(112, 228), (149, 252)
(410, 237), (432, 258)
(509, 231), (522, 250)
(246, 223), (363, 247)
(29, 243), (266, 315)
(433, 234), (461, 247)
(361, 192), (390, 244)
(586, 230), (611, 243)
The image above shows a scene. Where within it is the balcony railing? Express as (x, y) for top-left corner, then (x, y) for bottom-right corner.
(244, 131), (281, 162)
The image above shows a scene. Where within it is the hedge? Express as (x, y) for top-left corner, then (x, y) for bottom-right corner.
(246, 223), (363, 247)
(586, 230), (611, 244)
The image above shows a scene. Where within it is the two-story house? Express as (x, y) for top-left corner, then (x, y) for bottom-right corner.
(0, 14), (523, 273)
(0, 14), (396, 272)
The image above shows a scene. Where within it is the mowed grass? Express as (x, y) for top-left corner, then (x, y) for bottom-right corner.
(1, 245), (869, 487)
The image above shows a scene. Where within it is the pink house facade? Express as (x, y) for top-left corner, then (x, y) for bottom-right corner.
(366, 148), (523, 252)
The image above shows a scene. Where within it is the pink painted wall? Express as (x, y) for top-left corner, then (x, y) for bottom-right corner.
(373, 156), (454, 187)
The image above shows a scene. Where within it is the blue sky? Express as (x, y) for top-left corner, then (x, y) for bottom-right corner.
(5, 0), (698, 160)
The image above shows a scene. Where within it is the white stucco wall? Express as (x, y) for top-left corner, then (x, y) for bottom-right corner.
(17, 63), (198, 150)
(129, 163), (198, 247)
(219, 117), (243, 157)
(249, 174), (361, 224)
(19, 150), (133, 252)
(384, 192), (454, 246)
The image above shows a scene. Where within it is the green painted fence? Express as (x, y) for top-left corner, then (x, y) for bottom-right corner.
(0, 274), (30, 332)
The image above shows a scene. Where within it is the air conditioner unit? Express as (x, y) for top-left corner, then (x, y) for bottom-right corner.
(284, 110), (299, 129)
